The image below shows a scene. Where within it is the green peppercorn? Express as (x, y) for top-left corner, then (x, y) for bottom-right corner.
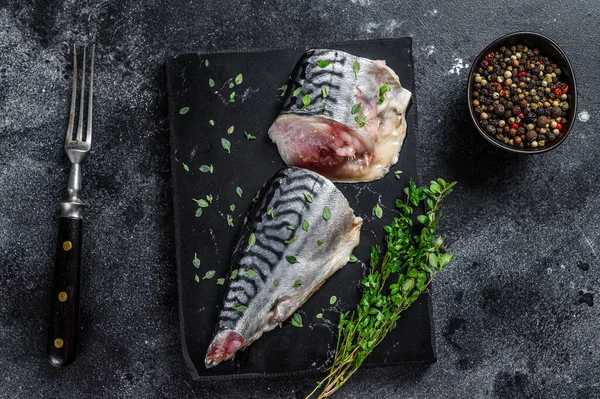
(475, 75), (482, 83)
(531, 140), (538, 148)
(560, 94), (567, 100)
(538, 140), (545, 147)
(554, 68), (561, 75)
(480, 112), (489, 120)
(552, 128), (560, 135)
(499, 119), (506, 127)
(560, 101), (569, 110)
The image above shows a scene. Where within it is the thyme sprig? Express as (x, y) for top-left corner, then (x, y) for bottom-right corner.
(308, 178), (456, 399)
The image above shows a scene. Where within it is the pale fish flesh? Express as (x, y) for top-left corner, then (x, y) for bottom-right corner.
(205, 167), (362, 368)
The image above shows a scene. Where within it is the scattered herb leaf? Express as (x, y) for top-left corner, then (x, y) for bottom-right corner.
(265, 208), (278, 220)
(204, 59), (209, 67)
(236, 186), (243, 197)
(379, 85), (389, 96)
(230, 204), (236, 212)
(277, 84), (288, 96)
(330, 296), (337, 305)
(221, 138), (231, 153)
(352, 60), (360, 78)
(228, 82), (235, 89)
(200, 164), (212, 173)
(373, 203), (383, 219)
(317, 240), (324, 246)
(203, 270), (215, 280)
(292, 87), (302, 97)
(394, 170), (402, 180)
(195, 208), (202, 217)
(316, 313), (323, 319)
(182, 163), (189, 172)
(229, 91), (236, 102)
(230, 269), (239, 279)
(227, 215), (234, 227)
(209, 78), (215, 88)
(286, 255), (300, 264)
(244, 269), (259, 278)
(302, 220), (310, 232)
(232, 304), (247, 312)
(274, 279), (279, 286)
(209, 119), (215, 126)
(194, 198), (209, 208)
(235, 74), (243, 85)
(285, 237), (298, 244)
(322, 87), (328, 98)
(247, 233), (256, 249)
(351, 103), (362, 114)
(323, 206), (331, 221)
(302, 94), (311, 108)
(316, 60), (330, 68)
(194, 274), (199, 283)
(286, 225), (296, 230)
(293, 280), (302, 288)
(304, 193), (313, 203)
(179, 107), (190, 115)
(206, 194), (213, 203)
(193, 253), (201, 268)
(355, 115), (367, 127)
(244, 132), (256, 140)
(217, 278), (225, 285)
(291, 313), (303, 327)
(349, 254), (358, 263)
(227, 125), (235, 135)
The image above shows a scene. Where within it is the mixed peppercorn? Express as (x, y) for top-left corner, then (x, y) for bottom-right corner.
(472, 44), (570, 149)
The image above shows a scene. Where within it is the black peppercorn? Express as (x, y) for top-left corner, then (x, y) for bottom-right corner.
(526, 112), (536, 122)
(486, 125), (497, 135)
(496, 133), (504, 140)
(548, 133), (556, 141)
(517, 127), (525, 136)
(538, 134), (547, 141)
(504, 110), (513, 119)
(512, 105), (522, 115)
(536, 108), (545, 116)
(495, 104), (505, 115)
(475, 107), (483, 114)
(526, 130), (537, 141)
(551, 107), (562, 118)
(481, 60), (489, 68)
(480, 120), (489, 128)
(506, 101), (514, 109)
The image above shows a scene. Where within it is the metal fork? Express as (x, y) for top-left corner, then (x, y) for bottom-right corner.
(47, 45), (95, 367)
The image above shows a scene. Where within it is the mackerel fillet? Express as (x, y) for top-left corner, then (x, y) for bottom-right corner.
(205, 167), (362, 368)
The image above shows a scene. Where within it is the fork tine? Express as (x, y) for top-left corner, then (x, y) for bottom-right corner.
(66, 45), (77, 144)
(85, 45), (95, 145)
(76, 46), (87, 142)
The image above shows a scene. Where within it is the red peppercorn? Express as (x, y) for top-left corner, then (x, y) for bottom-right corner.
(518, 113), (525, 119)
(562, 84), (569, 93)
(500, 89), (507, 96)
(510, 123), (519, 129)
(517, 71), (527, 77)
(556, 123), (563, 131)
(554, 88), (563, 97)
(485, 53), (494, 61)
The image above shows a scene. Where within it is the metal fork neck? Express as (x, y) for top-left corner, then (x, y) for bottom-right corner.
(60, 163), (85, 219)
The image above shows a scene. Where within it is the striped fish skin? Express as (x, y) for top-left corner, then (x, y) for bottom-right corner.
(205, 167), (362, 368)
(268, 49), (412, 183)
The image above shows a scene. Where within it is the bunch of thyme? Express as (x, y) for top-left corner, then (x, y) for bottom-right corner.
(308, 178), (456, 399)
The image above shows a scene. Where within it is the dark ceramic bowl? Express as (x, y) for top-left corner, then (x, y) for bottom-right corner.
(467, 32), (577, 154)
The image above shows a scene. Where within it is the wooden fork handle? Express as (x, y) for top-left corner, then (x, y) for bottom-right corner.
(47, 217), (82, 367)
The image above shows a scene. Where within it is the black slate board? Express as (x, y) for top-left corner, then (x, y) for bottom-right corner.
(166, 38), (435, 380)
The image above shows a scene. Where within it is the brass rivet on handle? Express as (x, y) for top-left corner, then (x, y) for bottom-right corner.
(58, 292), (68, 302)
(63, 241), (72, 251)
(54, 338), (64, 348)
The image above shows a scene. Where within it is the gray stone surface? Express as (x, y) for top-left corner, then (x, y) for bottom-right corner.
(1, 0), (598, 398)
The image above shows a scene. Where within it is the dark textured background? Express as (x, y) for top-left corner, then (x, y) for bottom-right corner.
(0, 1), (598, 398)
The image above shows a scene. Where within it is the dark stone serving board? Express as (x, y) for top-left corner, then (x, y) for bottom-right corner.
(166, 38), (435, 380)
